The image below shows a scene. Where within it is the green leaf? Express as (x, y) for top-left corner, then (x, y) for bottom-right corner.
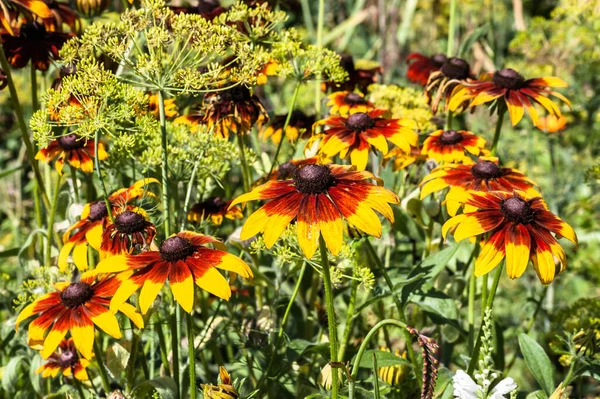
(372, 352), (380, 399)
(410, 286), (459, 324)
(2, 355), (28, 392)
(0, 165), (24, 180)
(458, 24), (490, 58)
(518, 333), (555, 396)
(353, 350), (411, 369)
(131, 377), (177, 399)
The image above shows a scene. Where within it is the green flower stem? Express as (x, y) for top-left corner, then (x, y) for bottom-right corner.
(74, 377), (87, 398)
(267, 80), (302, 179)
(314, 0), (325, 118)
(158, 90), (172, 237)
(155, 315), (172, 378)
(490, 108), (506, 156)
(236, 133), (251, 194)
(126, 317), (146, 392)
(364, 239), (420, 381)
(70, 165), (80, 203)
(339, 276), (358, 361)
(94, 131), (114, 223)
(180, 157), (201, 231)
(467, 265), (503, 375)
(320, 236), (339, 399)
(93, 339), (111, 393)
(170, 307), (181, 399)
(446, 0), (457, 57)
(481, 273), (488, 319)
(187, 312), (197, 399)
(348, 319), (409, 399)
(45, 174), (62, 267)
(467, 272), (476, 351)
(0, 46), (50, 211)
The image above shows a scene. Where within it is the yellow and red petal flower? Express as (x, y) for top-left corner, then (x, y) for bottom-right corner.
(138, 265), (170, 314)
(170, 260), (195, 313)
(327, 91), (374, 115)
(422, 130), (487, 164)
(194, 266), (231, 300)
(406, 53), (447, 86)
(474, 228), (506, 276)
(504, 223), (531, 279)
(69, 316), (95, 360)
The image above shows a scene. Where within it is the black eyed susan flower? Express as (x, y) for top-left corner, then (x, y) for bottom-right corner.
(15, 273), (144, 360)
(378, 349), (409, 386)
(59, 178), (159, 272)
(35, 133), (108, 175)
(448, 68), (571, 126)
(259, 110), (315, 145)
(442, 191), (577, 284)
(314, 109), (418, 170)
(326, 91), (374, 116)
(406, 53), (447, 86)
(187, 197), (243, 225)
(202, 86), (268, 139)
(425, 57), (471, 114)
(93, 231), (253, 314)
(421, 130), (488, 164)
(100, 209), (156, 256)
(254, 157), (321, 185)
(42, 0), (80, 33)
(323, 53), (382, 94)
(420, 157), (540, 215)
(36, 338), (89, 380)
(1, 21), (72, 71)
(230, 163), (399, 258)
(0, 0), (52, 36)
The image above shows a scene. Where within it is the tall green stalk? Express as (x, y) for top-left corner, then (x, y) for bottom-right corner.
(45, 174), (63, 267)
(94, 131), (114, 223)
(236, 134), (252, 194)
(158, 90), (172, 237)
(446, 0), (457, 57)
(339, 276), (358, 361)
(364, 239), (420, 380)
(0, 46), (50, 210)
(267, 81), (302, 179)
(93, 339), (111, 393)
(314, 0), (325, 118)
(490, 108), (506, 156)
(348, 319), (409, 399)
(319, 236), (339, 398)
(187, 312), (197, 399)
(170, 309), (181, 399)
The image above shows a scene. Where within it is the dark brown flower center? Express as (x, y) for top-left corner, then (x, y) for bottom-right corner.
(492, 68), (525, 90)
(293, 164), (335, 195)
(114, 211), (148, 234)
(501, 197), (534, 224)
(20, 21), (46, 40)
(278, 161), (298, 180)
(160, 236), (196, 262)
(346, 112), (374, 131)
(57, 134), (86, 150)
(213, 86), (251, 104)
(88, 201), (109, 221)
(339, 53), (356, 73)
(440, 57), (470, 80)
(58, 350), (77, 368)
(431, 54), (448, 66)
(471, 161), (502, 179)
(344, 93), (367, 105)
(196, 197), (226, 214)
(439, 130), (463, 145)
(60, 282), (94, 308)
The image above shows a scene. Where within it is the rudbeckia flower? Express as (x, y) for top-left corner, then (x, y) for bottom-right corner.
(16, 273), (144, 359)
(259, 110), (314, 144)
(254, 157), (321, 185)
(425, 57), (471, 114)
(422, 130), (487, 164)
(202, 86), (268, 139)
(230, 163), (399, 258)
(187, 197), (243, 225)
(59, 178), (159, 271)
(315, 109), (418, 170)
(0, 0), (52, 36)
(1, 21), (72, 71)
(35, 133), (108, 175)
(442, 191), (577, 284)
(448, 68), (571, 126)
(406, 53), (447, 86)
(42, 0), (80, 33)
(420, 157), (540, 215)
(100, 209), (156, 255)
(323, 53), (382, 94)
(326, 91), (374, 116)
(93, 231), (253, 314)
(378, 349), (409, 386)
(36, 338), (89, 380)
(535, 114), (567, 133)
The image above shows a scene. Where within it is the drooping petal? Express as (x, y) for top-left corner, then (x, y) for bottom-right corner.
(296, 194), (321, 259)
(504, 224), (531, 279)
(474, 228), (506, 276)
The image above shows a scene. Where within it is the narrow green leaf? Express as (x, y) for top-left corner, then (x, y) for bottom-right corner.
(518, 333), (555, 396)
(353, 350), (411, 369)
(372, 352), (380, 399)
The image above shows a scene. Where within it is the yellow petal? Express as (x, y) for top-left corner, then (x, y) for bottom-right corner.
(504, 225), (531, 279)
(139, 278), (166, 315)
(95, 255), (131, 274)
(195, 267), (231, 300)
(117, 302), (144, 329)
(58, 241), (75, 272)
(90, 309), (122, 339)
(86, 223), (103, 250)
(40, 324), (68, 359)
(70, 322), (95, 360)
(213, 253), (253, 279)
(73, 242), (89, 271)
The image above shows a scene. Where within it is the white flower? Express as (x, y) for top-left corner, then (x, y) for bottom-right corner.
(488, 377), (517, 399)
(453, 370), (480, 399)
(453, 370), (517, 399)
